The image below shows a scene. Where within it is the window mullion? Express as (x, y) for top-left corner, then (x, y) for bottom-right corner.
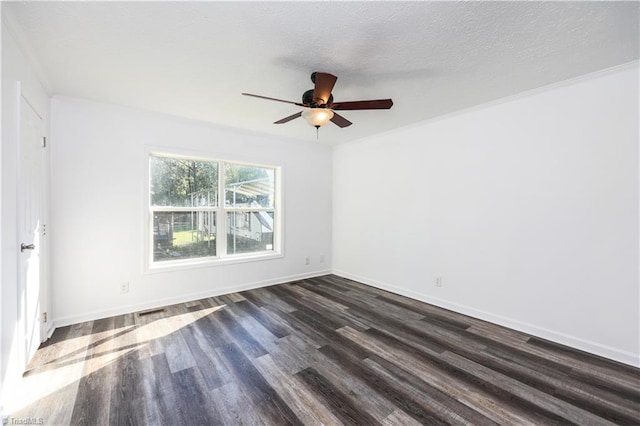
(218, 161), (226, 258)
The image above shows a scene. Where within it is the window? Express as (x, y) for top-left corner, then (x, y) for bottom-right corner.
(149, 153), (279, 267)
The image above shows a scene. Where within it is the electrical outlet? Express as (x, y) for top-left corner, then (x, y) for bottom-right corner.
(305, 257), (311, 265)
(120, 282), (129, 294)
(434, 277), (442, 287)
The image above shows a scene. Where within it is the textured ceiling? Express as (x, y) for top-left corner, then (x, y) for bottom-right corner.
(3, 1), (639, 144)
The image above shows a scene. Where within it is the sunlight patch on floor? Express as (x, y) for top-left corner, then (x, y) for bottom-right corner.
(6, 304), (226, 415)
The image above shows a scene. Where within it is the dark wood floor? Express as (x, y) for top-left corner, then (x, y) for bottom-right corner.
(12, 275), (640, 425)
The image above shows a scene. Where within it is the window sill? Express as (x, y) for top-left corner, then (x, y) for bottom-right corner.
(145, 251), (284, 275)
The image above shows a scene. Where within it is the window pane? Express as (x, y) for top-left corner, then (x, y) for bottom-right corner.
(153, 211), (216, 262)
(225, 164), (275, 208)
(150, 155), (218, 207)
(227, 211), (274, 255)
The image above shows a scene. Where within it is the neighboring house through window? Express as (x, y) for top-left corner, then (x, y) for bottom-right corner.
(149, 153), (280, 268)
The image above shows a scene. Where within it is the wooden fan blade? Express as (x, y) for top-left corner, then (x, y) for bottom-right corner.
(242, 93), (304, 106)
(330, 99), (393, 110)
(274, 112), (302, 124)
(330, 112), (352, 128)
(312, 72), (337, 106)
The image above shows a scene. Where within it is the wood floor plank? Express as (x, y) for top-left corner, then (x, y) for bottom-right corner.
(319, 342), (451, 425)
(232, 309), (282, 354)
(129, 356), (163, 425)
(108, 313), (143, 423)
(230, 299), (293, 338)
(210, 381), (266, 425)
(213, 307), (268, 358)
(337, 325), (546, 425)
(329, 276), (496, 330)
(363, 354), (500, 426)
(264, 329), (396, 421)
(441, 350), (617, 425)
(297, 279), (427, 325)
(11, 274), (640, 425)
(251, 286), (297, 313)
(261, 303), (329, 348)
(285, 333), (397, 421)
(168, 366), (222, 424)
(69, 317), (117, 426)
(179, 320), (232, 390)
(568, 368), (640, 404)
(108, 349), (144, 425)
(253, 354), (344, 426)
(267, 334), (315, 375)
(293, 281), (386, 329)
(304, 282), (471, 355)
(376, 293), (474, 331)
(225, 291), (247, 303)
(363, 326), (576, 425)
(296, 367), (381, 425)
(380, 409), (425, 426)
(466, 321), (533, 347)
(468, 342), (640, 423)
(289, 282), (351, 310)
(146, 354), (184, 425)
(279, 283), (374, 331)
(527, 336), (640, 388)
(216, 342), (304, 425)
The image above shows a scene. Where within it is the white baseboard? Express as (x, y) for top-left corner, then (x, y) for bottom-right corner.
(53, 269), (331, 329)
(332, 269), (640, 368)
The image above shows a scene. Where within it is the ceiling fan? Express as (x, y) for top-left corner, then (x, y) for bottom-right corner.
(242, 72), (393, 131)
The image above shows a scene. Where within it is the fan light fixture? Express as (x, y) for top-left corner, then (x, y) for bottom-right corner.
(302, 108), (334, 128)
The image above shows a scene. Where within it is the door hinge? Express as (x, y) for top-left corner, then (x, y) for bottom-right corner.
(42, 137), (47, 148)
(42, 312), (48, 323)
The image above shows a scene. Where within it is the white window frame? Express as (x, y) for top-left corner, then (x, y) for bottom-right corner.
(146, 151), (282, 272)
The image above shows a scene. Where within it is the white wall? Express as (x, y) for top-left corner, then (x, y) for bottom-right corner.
(1, 17), (51, 411)
(50, 97), (332, 326)
(333, 63), (639, 366)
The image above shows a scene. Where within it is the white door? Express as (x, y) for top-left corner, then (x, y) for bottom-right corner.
(18, 93), (46, 366)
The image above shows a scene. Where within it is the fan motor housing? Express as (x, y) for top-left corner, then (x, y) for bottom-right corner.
(302, 89), (333, 107)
